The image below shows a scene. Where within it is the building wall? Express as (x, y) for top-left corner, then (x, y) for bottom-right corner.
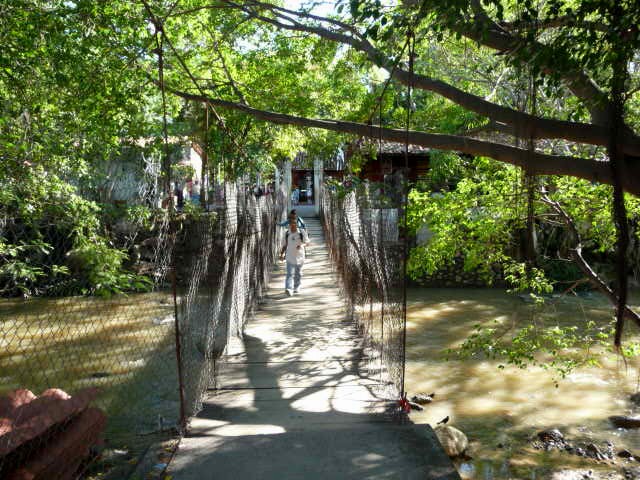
(359, 153), (430, 183)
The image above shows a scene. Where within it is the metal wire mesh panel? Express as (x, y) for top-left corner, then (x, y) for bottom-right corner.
(0, 210), (180, 478)
(1, 181), (286, 478)
(320, 184), (406, 398)
(175, 183), (286, 416)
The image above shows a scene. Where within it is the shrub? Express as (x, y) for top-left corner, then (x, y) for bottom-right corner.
(0, 169), (152, 297)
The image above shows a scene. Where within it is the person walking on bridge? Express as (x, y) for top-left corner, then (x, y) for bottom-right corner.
(280, 218), (309, 296)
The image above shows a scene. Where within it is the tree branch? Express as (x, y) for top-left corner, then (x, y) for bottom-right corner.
(219, 1), (640, 156)
(541, 194), (640, 331)
(202, 23), (248, 105)
(161, 83), (640, 196)
(499, 16), (608, 34)
(456, 3), (611, 125)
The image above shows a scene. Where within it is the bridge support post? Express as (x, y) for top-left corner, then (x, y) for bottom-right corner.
(284, 159), (292, 212)
(313, 157), (323, 216)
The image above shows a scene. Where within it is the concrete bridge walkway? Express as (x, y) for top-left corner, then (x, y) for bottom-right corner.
(168, 214), (459, 479)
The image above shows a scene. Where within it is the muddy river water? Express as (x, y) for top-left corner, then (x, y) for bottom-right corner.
(404, 288), (640, 479)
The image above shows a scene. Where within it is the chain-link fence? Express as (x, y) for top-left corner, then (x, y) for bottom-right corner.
(0, 182), (286, 479)
(175, 184), (286, 417)
(320, 183), (406, 399)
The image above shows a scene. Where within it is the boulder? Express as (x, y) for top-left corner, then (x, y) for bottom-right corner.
(610, 416), (640, 429)
(538, 428), (565, 444)
(435, 425), (468, 457)
(0, 387), (104, 480)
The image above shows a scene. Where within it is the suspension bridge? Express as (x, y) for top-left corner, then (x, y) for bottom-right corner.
(168, 208), (459, 479)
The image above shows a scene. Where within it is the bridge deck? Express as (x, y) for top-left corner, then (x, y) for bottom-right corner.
(168, 216), (459, 480)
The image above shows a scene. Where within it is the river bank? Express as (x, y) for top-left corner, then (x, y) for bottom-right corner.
(405, 288), (640, 479)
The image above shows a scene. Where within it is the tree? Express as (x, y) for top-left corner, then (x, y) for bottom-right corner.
(0, 2), (164, 296)
(152, 0), (640, 194)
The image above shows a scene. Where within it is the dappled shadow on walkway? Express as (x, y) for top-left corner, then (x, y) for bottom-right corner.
(171, 334), (455, 480)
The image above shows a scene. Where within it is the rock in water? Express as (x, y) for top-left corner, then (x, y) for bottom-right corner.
(618, 449), (634, 459)
(535, 429), (569, 452)
(624, 466), (640, 479)
(411, 393), (434, 404)
(435, 425), (468, 457)
(585, 443), (606, 461)
(538, 429), (565, 444)
(610, 416), (640, 429)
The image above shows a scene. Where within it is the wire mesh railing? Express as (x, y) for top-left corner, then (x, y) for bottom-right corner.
(175, 184), (286, 417)
(0, 182), (286, 479)
(320, 184), (406, 399)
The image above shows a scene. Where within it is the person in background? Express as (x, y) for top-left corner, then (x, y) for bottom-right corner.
(174, 183), (184, 211)
(280, 218), (310, 295)
(278, 209), (305, 230)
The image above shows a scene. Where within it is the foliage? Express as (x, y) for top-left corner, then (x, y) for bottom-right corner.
(151, 5), (373, 180)
(407, 155), (640, 287)
(407, 157), (524, 283)
(324, 175), (363, 200)
(340, 0), (640, 96)
(408, 153), (640, 375)
(502, 262), (553, 299)
(0, 169), (152, 297)
(451, 317), (613, 382)
(171, 163), (196, 184)
(64, 240), (152, 297)
(100, 203), (158, 231)
(348, 141), (378, 174)
(0, 239), (61, 297)
(180, 200), (207, 220)
(546, 177), (640, 254)
(417, 150), (467, 192)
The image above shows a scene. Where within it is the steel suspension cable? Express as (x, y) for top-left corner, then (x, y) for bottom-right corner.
(148, 12), (188, 433)
(400, 29), (415, 407)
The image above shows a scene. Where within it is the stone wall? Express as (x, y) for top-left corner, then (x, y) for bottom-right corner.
(411, 253), (505, 288)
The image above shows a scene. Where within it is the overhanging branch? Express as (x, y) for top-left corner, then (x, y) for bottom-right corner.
(459, 2), (610, 125)
(163, 83), (640, 196)
(541, 195), (640, 332)
(219, 0), (640, 156)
